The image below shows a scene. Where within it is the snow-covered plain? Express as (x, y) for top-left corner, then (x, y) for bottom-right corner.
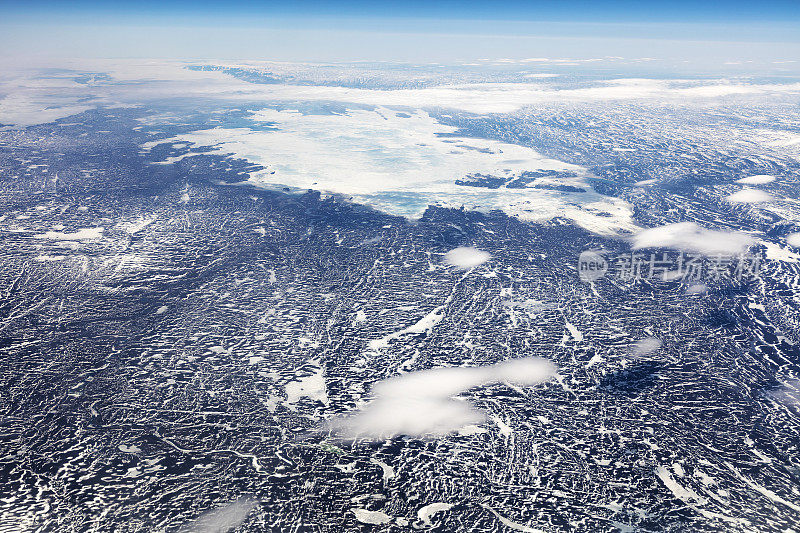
(142, 107), (638, 235)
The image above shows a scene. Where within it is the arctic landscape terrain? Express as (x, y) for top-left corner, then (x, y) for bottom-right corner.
(2, 2), (800, 531)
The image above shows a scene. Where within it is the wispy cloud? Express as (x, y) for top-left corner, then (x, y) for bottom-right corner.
(631, 222), (755, 255)
(630, 337), (663, 356)
(6, 59), (800, 126)
(179, 498), (257, 533)
(326, 358), (556, 440)
(770, 379), (800, 414)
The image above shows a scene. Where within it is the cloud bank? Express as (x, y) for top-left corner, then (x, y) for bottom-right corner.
(5, 59), (800, 127)
(326, 358), (556, 440)
(631, 222), (755, 255)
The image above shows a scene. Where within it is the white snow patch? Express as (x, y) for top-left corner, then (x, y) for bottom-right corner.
(656, 465), (707, 505)
(285, 361), (328, 407)
(354, 310), (367, 324)
(350, 508), (392, 525)
(120, 215), (157, 234)
(367, 306), (445, 352)
(417, 503), (454, 526)
(370, 458), (395, 482)
(762, 241), (800, 262)
(564, 320), (583, 342)
(142, 107), (637, 236)
(491, 414), (513, 437)
(586, 353), (604, 367)
(480, 504), (545, 533)
(34, 227), (104, 241)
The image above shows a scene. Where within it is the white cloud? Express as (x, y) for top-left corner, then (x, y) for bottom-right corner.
(770, 379), (800, 413)
(0, 92), (93, 128)
(6, 60), (800, 127)
(443, 247), (491, 270)
(686, 283), (708, 295)
(630, 337), (663, 356)
(180, 498), (256, 533)
(736, 174), (776, 185)
(326, 358), (556, 440)
(787, 233), (800, 248)
(725, 188), (773, 203)
(631, 222), (755, 255)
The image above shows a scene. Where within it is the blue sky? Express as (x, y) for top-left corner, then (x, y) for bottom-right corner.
(1, 1), (799, 64)
(3, 0), (800, 23)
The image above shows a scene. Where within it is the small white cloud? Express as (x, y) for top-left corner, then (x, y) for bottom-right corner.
(180, 498), (256, 533)
(786, 233), (800, 248)
(443, 247), (491, 270)
(327, 358), (555, 440)
(630, 337), (663, 356)
(686, 283), (708, 295)
(726, 188), (773, 203)
(736, 175), (775, 185)
(631, 222), (755, 255)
